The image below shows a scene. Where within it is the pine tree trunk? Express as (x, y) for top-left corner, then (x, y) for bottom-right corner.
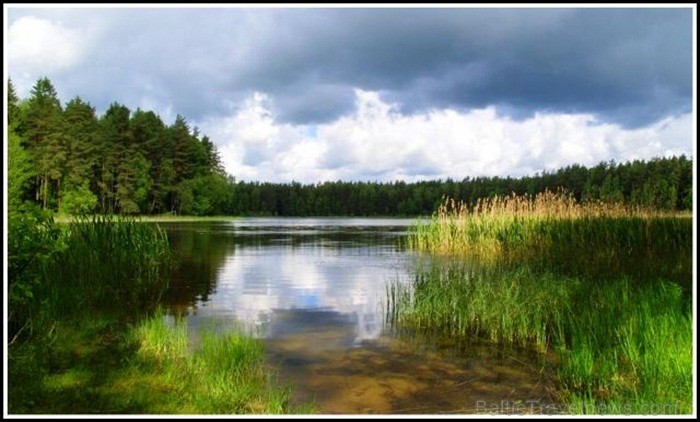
(56, 178), (61, 211)
(42, 175), (48, 209)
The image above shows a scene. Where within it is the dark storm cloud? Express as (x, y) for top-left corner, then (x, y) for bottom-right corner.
(8, 7), (692, 127)
(269, 83), (357, 124)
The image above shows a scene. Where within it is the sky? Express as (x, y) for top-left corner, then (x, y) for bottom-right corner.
(5, 5), (695, 183)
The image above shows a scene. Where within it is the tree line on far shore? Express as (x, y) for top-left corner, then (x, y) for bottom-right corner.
(8, 78), (693, 217)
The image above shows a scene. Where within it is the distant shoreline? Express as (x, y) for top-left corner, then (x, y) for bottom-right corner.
(53, 212), (692, 224)
(54, 214), (240, 223)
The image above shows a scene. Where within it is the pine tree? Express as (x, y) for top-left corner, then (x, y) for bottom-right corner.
(98, 102), (132, 213)
(130, 109), (167, 212)
(64, 97), (99, 189)
(201, 135), (225, 175)
(22, 78), (68, 209)
(169, 115), (196, 182)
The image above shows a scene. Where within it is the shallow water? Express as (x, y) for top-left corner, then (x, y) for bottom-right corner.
(161, 218), (557, 414)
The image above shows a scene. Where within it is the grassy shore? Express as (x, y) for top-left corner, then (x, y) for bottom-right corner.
(9, 311), (307, 414)
(392, 191), (694, 414)
(8, 215), (303, 414)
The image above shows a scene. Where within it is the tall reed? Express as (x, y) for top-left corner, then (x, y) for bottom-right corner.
(35, 215), (173, 324)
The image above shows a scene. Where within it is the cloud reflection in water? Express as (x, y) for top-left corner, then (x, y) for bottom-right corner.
(176, 219), (416, 345)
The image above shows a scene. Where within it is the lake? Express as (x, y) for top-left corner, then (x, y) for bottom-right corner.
(160, 218), (557, 414)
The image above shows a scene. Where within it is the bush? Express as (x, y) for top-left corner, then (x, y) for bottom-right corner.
(59, 184), (98, 215)
(8, 203), (62, 339)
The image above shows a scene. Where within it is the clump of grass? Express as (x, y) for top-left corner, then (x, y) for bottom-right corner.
(132, 312), (188, 364)
(388, 264), (572, 352)
(128, 310), (301, 414)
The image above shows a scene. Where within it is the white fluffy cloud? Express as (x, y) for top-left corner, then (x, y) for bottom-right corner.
(7, 15), (98, 94)
(202, 89), (693, 184)
(201, 93), (330, 183)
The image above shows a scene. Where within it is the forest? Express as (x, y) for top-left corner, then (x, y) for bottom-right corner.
(8, 78), (693, 217)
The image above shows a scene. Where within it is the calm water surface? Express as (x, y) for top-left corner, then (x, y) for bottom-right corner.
(161, 218), (556, 414)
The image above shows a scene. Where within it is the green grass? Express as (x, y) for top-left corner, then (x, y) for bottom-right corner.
(388, 265), (570, 352)
(388, 265), (693, 414)
(126, 310), (303, 414)
(9, 310), (308, 414)
(558, 279), (692, 414)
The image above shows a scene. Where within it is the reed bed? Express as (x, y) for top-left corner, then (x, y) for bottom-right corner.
(10, 215), (173, 339)
(409, 191), (692, 286)
(410, 190), (681, 255)
(387, 265), (571, 352)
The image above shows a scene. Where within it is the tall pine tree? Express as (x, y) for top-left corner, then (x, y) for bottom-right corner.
(22, 78), (68, 209)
